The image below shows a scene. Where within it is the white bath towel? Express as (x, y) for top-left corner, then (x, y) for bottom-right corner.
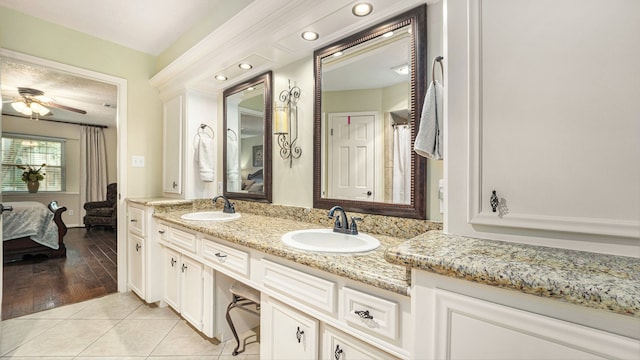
(195, 135), (215, 182)
(414, 80), (444, 159)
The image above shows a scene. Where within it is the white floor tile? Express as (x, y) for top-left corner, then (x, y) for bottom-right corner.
(0, 319), (62, 356)
(150, 320), (224, 357)
(6, 319), (118, 357)
(69, 292), (143, 320)
(78, 319), (177, 357)
(126, 304), (179, 320)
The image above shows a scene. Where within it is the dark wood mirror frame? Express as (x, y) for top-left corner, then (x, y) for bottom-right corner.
(223, 71), (273, 203)
(313, 5), (427, 219)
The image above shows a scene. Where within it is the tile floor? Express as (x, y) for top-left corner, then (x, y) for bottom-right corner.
(0, 292), (259, 359)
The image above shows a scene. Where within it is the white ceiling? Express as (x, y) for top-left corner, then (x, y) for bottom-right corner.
(0, 0), (230, 55)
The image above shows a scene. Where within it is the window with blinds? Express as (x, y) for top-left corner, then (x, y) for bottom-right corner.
(1, 134), (65, 192)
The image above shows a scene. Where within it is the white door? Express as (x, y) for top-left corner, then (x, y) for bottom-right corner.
(180, 255), (203, 330)
(265, 299), (319, 360)
(328, 113), (376, 201)
(163, 248), (181, 311)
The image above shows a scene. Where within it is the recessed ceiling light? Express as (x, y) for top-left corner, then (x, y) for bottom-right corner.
(215, 75), (228, 81)
(247, 86), (255, 91)
(352, 2), (373, 17)
(301, 31), (319, 41)
(382, 31), (394, 38)
(332, 51), (343, 57)
(238, 63), (253, 70)
(391, 64), (409, 75)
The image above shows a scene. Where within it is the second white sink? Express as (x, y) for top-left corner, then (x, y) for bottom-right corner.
(180, 211), (241, 222)
(281, 229), (380, 253)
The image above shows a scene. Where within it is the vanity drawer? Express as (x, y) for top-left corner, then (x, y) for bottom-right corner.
(170, 227), (197, 253)
(340, 287), (398, 340)
(156, 223), (169, 243)
(128, 206), (146, 236)
(202, 238), (249, 278)
(262, 259), (336, 314)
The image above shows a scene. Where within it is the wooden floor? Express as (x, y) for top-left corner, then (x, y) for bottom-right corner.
(2, 227), (118, 320)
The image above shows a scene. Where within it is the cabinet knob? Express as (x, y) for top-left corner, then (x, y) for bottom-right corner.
(170, 258), (176, 267)
(490, 190), (499, 213)
(334, 345), (343, 360)
(135, 243), (141, 252)
(355, 310), (373, 319)
(296, 326), (304, 343)
(172, 181), (177, 189)
(181, 263), (187, 272)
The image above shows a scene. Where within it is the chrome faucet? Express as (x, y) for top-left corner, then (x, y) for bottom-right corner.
(212, 195), (235, 214)
(328, 206), (361, 235)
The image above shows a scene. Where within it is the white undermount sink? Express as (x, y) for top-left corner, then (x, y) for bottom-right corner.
(180, 211), (241, 222)
(281, 229), (380, 253)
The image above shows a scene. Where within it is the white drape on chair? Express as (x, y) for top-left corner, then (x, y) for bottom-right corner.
(80, 126), (108, 217)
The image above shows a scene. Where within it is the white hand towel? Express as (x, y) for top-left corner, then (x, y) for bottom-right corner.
(195, 135), (215, 182)
(414, 80), (444, 159)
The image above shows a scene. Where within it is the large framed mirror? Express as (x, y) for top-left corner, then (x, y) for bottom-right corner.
(223, 71), (272, 202)
(313, 5), (427, 219)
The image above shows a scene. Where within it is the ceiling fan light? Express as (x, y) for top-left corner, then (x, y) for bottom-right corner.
(30, 102), (50, 116)
(11, 101), (32, 115)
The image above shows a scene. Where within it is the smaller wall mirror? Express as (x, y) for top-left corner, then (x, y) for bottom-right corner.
(223, 71), (272, 202)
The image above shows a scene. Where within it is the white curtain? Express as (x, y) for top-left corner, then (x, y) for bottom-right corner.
(393, 126), (412, 204)
(80, 126), (108, 215)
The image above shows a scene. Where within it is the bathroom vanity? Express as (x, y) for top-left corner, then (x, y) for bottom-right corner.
(126, 198), (639, 360)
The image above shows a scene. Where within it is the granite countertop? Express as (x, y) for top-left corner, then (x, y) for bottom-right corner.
(153, 209), (412, 296)
(385, 231), (640, 317)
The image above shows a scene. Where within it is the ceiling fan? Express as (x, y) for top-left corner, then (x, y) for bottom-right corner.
(6, 87), (87, 118)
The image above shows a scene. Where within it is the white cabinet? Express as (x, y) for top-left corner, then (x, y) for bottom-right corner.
(322, 325), (399, 360)
(126, 203), (163, 303)
(413, 271), (640, 360)
(431, 290), (638, 360)
(161, 90), (217, 199)
(128, 233), (145, 297)
(163, 247), (181, 310)
(262, 297), (319, 360)
(163, 95), (183, 195)
(446, 0), (640, 244)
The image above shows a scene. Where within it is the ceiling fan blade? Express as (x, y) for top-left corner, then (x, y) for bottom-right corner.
(43, 101), (87, 114)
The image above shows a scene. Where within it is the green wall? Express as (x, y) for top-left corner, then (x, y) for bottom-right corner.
(0, 6), (163, 197)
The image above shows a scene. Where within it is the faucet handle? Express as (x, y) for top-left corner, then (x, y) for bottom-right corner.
(333, 214), (342, 229)
(224, 201), (235, 214)
(350, 217), (362, 235)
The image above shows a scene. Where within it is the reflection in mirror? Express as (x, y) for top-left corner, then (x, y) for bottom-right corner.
(223, 71), (272, 202)
(313, 5), (427, 219)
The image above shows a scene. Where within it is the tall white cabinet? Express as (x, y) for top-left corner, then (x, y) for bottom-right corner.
(445, 0), (640, 253)
(161, 89), (218, 199)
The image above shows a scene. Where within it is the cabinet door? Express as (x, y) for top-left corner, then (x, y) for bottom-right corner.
(263, 299), (319, 360)
(163, 95), (183, 195)
(163, 248), (181, 311)
(322, 325), (399, 360)
(465, 1), (639, 238)
(128, 234), (145, 298)
(433, 290), (638, 360)
(180, 255), (203, 330)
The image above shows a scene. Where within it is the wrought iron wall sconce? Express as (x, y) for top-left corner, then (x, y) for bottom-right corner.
(274, 79), (302, 168)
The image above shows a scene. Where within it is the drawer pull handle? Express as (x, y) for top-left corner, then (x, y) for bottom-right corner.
(490, 190), (499, 212)
(296, 327), (304, 343)
(170, 258), (176, 267)
(215, 252), (227, 260)
(130, 219), (138, 222)
(135, 243), (141, 252)
(355, 310), (373, 319)
(181, 263), (187, 272)
(158, 230), (165, 234)
(334, 345), (343, 360)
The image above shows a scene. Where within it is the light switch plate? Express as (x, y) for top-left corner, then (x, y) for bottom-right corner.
(132, 155), (145, 168)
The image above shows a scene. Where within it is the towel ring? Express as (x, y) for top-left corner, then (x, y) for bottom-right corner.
(227, 128), (238, 141)
(198, 124), (215, 138)
(431, 56), (444, 85)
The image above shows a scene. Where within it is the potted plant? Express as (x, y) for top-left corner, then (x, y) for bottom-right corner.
(17, 163), (46, 193)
